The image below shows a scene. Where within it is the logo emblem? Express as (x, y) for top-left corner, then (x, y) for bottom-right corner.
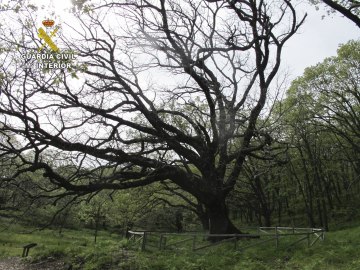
(38, 19), (59, 52)
(42, 19), (55, 28)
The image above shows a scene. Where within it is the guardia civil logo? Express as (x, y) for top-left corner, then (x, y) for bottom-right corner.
(38, 19), (60, 52)
(21, 19), (77, 70)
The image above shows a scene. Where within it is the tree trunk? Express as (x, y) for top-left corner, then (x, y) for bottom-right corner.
(263, 209), (272, 227)
(199, 213), (210, 231)
(206, 199), (241, 240)
(196, 203), (210, 231)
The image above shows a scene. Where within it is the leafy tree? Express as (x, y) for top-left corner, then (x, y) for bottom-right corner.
(275, 40), (360, 229)
(231, 155), (286, 227)
(289, 40), (360, 153)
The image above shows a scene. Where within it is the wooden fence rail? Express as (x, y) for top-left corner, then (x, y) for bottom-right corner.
(127, 227), (325, 252)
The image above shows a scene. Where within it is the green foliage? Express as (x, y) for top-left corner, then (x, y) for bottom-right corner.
(262, 40), (360, 229)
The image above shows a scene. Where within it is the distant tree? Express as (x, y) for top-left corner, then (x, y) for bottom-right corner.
(0, 0), (305, 235)
(289, 40), (360, 152)
(276, 40), (360, 229)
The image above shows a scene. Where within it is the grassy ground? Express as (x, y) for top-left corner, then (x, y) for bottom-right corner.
(131, 225), (360, 270)
(0, 221), (125, 269)
(1, 221), (359, 269)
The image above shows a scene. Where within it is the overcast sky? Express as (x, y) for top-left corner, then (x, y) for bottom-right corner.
(282, 2), (360, 80)
(32, 0), (360, 81)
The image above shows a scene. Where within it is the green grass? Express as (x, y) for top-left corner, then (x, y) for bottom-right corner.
(0, 220), (125, 269)
(131, 227), (360, 270)
(1, 221), (360, 269)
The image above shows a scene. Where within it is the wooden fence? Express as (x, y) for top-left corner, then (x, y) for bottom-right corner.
(127, 227), (325, 252)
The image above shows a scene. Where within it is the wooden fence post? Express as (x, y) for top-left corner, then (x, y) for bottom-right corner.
(141, 232), (147, 251)
(307, 232), (310, 247)
(192, 235), (196, 251)
(159, 234), (164, 250)
(163, 236), (167, 250)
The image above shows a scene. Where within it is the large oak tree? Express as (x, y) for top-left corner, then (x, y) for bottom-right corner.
(0, 0), (305, 234)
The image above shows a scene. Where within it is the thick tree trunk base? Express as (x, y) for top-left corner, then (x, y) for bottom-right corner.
(206, 201), (242, 242)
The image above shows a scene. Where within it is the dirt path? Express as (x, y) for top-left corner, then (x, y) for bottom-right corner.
(0, 258), (25, 270)
(0, 257), (69, 270)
